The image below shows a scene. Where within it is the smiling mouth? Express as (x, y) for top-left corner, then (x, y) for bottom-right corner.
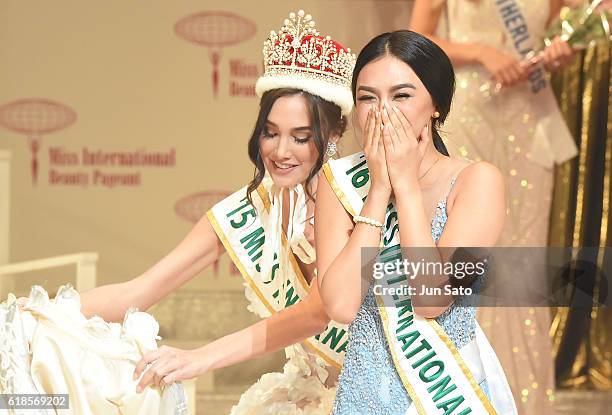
(273, 161), (298, 170)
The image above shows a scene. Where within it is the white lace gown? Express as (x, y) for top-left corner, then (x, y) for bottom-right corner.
(228, 281), (338, 415)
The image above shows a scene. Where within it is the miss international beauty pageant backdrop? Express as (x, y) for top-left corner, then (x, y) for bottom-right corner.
(2, 1), (610, 414)
(0, 0), (417, 412)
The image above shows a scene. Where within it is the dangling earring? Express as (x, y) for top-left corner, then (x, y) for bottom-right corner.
(326, 142), (337, 158)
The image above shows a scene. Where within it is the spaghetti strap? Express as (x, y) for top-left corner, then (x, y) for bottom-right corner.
(444, 161), (473, 201)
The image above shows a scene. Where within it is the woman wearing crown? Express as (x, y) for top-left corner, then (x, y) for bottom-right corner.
(2, 10), (355, 415)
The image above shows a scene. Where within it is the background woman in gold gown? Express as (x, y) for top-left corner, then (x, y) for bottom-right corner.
(410, 0), (579, 413)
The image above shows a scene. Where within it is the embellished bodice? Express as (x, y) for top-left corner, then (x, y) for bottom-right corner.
(332, 175), (486, 414)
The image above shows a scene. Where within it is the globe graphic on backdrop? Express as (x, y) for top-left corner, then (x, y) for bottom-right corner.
(0, 98), (77, 185)
(174, 11), (257, 98)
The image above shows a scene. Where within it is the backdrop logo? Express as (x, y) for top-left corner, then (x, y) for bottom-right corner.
(0, 98), (76, 185)
(174, 190), (240, 277)
(175, 11), (257, 98)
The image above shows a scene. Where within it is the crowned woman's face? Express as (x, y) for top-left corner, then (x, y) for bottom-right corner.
(354, 55), (435, 141)
(259, 94), (319, 189)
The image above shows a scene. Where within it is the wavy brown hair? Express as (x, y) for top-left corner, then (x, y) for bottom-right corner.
(246, 88), (347, 204)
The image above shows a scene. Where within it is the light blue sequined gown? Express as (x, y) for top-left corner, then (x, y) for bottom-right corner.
(332, 175), (491, 415)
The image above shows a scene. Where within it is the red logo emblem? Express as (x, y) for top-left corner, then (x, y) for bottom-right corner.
(0, 98), (77, 185)
(174, 11), (257, 97)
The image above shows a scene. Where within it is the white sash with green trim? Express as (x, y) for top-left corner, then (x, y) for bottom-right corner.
(206, 180), (347, 369)
(324, 152), (517, 415)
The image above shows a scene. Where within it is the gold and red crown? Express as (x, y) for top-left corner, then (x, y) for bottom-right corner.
(255, 10), (356, 115)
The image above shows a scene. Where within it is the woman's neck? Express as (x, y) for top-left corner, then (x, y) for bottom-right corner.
(418, 148), (449, 190)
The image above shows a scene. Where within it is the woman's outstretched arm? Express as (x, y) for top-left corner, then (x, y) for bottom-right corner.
(80, 215), (225, 322)
(133, 275), (331, 389)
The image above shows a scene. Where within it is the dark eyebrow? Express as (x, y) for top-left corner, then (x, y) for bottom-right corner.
(265, 120), (311, 131)
(391, 83), (416, 91)
(357, 86), (378, 94)
(357, 83), (416, 94)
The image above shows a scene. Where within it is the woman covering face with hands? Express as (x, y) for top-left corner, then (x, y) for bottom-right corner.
(363, 99), (438, 196)
(316, 30), (517, 414)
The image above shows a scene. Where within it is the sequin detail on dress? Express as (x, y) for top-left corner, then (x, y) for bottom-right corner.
(332, 172), (490, 414)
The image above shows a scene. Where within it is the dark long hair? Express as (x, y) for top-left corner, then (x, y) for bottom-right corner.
(246, 88), (347, 203)
(351, 30), (455, 156)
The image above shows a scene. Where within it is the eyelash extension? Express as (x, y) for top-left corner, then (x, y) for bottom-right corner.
(357, 93), (411, 102)
(262, 129), (276, 138)
(294, 137), (311, 144)
(262, 130), (309, 144)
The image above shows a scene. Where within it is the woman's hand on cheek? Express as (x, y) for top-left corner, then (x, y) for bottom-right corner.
(381, 104), (426, 192)
(363, 107), (392, 197)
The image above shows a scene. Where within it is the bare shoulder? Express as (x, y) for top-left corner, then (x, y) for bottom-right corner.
(449, 160), (505, 205)
(460, 160), (504, 187)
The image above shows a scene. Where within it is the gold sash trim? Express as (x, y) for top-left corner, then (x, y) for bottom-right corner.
(207, 181), (347, 369)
